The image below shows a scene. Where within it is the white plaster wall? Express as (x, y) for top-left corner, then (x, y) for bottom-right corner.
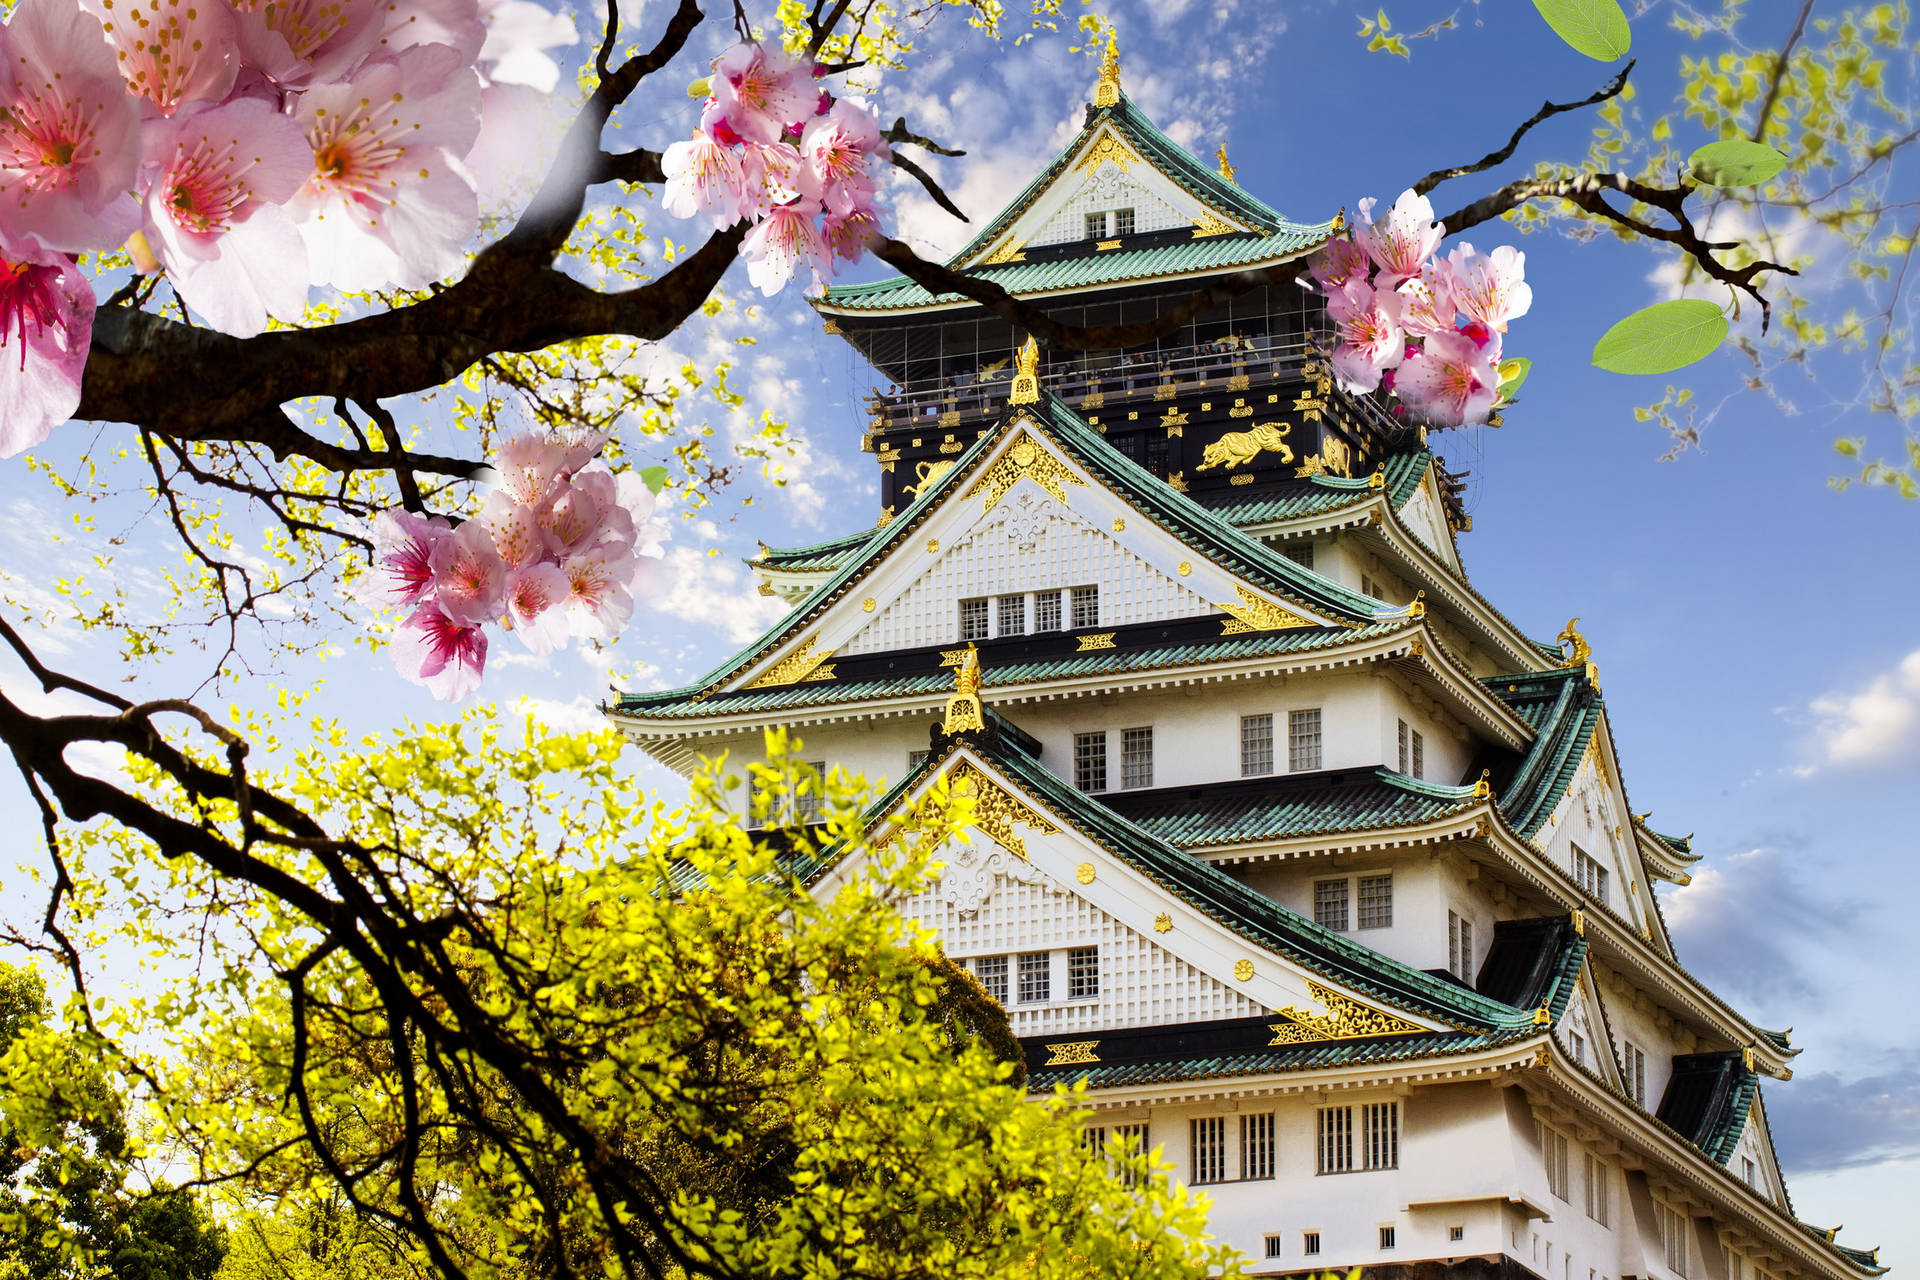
(1028, 165), (1189, 246)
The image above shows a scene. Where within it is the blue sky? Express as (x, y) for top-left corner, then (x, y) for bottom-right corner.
(2, 0), (1915, 1265)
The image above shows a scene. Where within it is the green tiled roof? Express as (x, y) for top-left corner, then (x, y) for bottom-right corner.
(1796, 1222), (1886, 1273)
(1483, 668), (1604, 838)
(1193, 450), (1427, 525)
(1645, 825), (1695, 856)
(752, 526), (877, 573)
(818, 93), (1330, 314)
(1098, 767), (1478, 849)
(1027, 1029), (1518, 1092)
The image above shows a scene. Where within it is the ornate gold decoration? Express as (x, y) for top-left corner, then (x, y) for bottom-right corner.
(937, 409), (961, 430)
(1534, 1044), (1551, 1068)
(1227, 373), (1250, 392)
(1332, 206), (1347, 232)
(1366, 466), (1387, 490)
(1407, 589), (1427, 620)
(756, 581), (776, 596)
(878, 446), (901, 463)
(1177, 561), (1192, 577)
(1077, 632), (1116, 650)
(874, 507), (894, 528)
(1008, 336), (1042, 405)
(964, 427), (1085, 514)
(1111, 518), (1126, 532)
(1532, 1004), (1552, 1026)
(1557, 618), (1592, 668)
(822, 317), (843, 335)
(1080, 391), (1105, 409)
(1230, 471), (1255, 485)
(940, 648), (971, 668)
(1219, 585), (1313, 635)
(1154, 912), (1172, 933)
(746, 635), (836, 688)
(926, 539), (940, 554)
(1092, 32), (1121, 107)
(1196, 422), (1293, 470)
(1408, 638), (1427, 657)
(1126, 410), (1138, 420)
(1228, 400), (1254, 420)
(1571, 908), (1586, 937)
(862, 597), (877, 612)
(1046, 1040), (1102, 1066)
(939, 435), (965, 455)
(1161, 407), (1189, 431)
(1191, 211), (1237, 238)
(1075, 862), (1097, 885)
(1294, 431), (1354, 479)
(1741, 1045), (1756, 1071)
(1216, 142), (1236, 183)
(1075, 131), (1138, 174)
(1233, 959), (1255, 982)
(1169, 471), (1188, 492)
(905, 459), (955, 500)
(1266, 980), (1425, 1045)
(943, 643), (985, 735)
(1291, 389), (1327, 421)
(1153, 381), (1177, 401)
(1095, 238), (1122, 251)
(1472, 769), (1494, 800)
(982, 238), (1027, 265)
(926, 758), (1060, 859)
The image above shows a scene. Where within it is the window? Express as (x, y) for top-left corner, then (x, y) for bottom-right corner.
(1034, 589), (1062, 633)
(1084, 211), (1106, 239)
(959, 596), (989, 640)
(1662, 1205), (1690, 1277)
(1284, 542), (1315, 569)
(1571, 1031), (1588, 1067)
(1112, 206), (1135, 236)
(1545, 1128), (1570, 1200)
(1624, 1042), (1647, 1104)
(1316, 1106), (1353, 1174)
(1398, 719), (1426, 779)
(1575, 845), (1610, 904)
(1073, 732), (1107, 792)
(1742, 1157), (1758, 1189)
(1314, 878), (1350, 931)
(1303, 1232), (1322, 1256)
(1241, 713), (1274, 776)
(1362, 1101), (1399, 1170)
(1110, 1122), (1148, 1188)
(1448, 910), (1474, 981)
(794, 760), (827, 823)
(973, 954), (1007, 1003)
(1289, 708), (1323, 771)
(1145, 433), (1170, 478)
(1189, 1116), (1227, 1184)
(1380, 1226), (1398, 1250)
(1264, 1236), (1285, 1260)
(1240, 1113), (1275, 1180)
(1071, 584), (1100, 628)
(1082, 1124), (1106, 1157)
(1358, 874), (1393, 929)
(908, 749), (930, 771)
(1362, 573), (1389, 600)
(1451, 1226), (1466, 1243)
(1585, 1153), (1610, 1226)
(996, 593), (1026, 637)
(1121, 727), (1154, 789)
(1017, 951), (1050, 1003)
(1067, 946), (1099, 1000)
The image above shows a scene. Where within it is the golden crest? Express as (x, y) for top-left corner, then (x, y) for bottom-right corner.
(1195, 422), (1293, 471)
(1266, 981), (1425, 1045)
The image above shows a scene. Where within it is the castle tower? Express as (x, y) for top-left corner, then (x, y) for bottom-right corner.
(607, 50), (1882, 1280)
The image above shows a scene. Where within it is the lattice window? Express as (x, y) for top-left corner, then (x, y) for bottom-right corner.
(1625, 1043), (1647, 1104)
(1303, 1232), (1322, 1256)
(1121, 726), (1153, 789)
(1112, 206), (1135, 236)
(1316, 1106), (1352, 1174)
(1189, 1116), (1227, 1184)
(1315, 878), (1349, 931)
(1545, 1127), (1570, 1200)
(959, 596), (989, 641)
(1067, 946), (1099, 1000)
(1035, 589), (1062, 632)
(1084, 211), (1107, 240)
(996, 592), (1027, 636)
(1358, 874), (1393, 929)
(972, 954), (1007, 1003)
(1449, 910), (1474, 981)
(1284, 542), (1315, 569)
(1363, 1102), (1399, 1170)
(1380, 1226), (1397, 1250)
(1413, 728), (1425, 779)
(1585, 1153), (1610, 1226)
(1071, 584), (1100, 628)
(1264, 1237), (1284, 1260)
(1576, 845), (1610, 904)
(1289, 708), (1323, 771)
(1030, 169), (1188, 247)
(1240, 1113), (1275, 1181)
(794, 760), (827, 823)
(1017, 951), (1050, 1003)
(1398, 720), (1424, 778)
(1662, 1204), (1690, 1277)
(1111, 1122), (1149, 1188)
(1241, 714), (1273, 776)
(1082, 1125), (1107, 1158)
(1074, 732), (1107, 792)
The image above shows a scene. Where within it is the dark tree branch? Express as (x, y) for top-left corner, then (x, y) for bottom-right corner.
(1412, 61), (1636, 197)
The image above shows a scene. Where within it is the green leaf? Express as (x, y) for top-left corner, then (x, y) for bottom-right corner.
(1591, 300), (1729, 374)
(639, 466), (670, 494)
(1688, 139), (1788, 187)
(1496, 357), (1532, 396)
(1530, 0), (1631, 60)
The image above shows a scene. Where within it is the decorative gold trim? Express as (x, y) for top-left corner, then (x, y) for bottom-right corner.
(1195, 422), (1294, 471)
(1076, 632), (1116, 651)
(1168, 471), (1188, 492)
(1080, 391), (1105, 410)
(937, 409), (961, 430)
(1233, 959), (1255, 982)
(1075, 131), (1139, 175)
(1472, 769), (1494, 800)
(1266, 980), (1425, 1045)
(1154, 912), (1173, 933)
(1408, 589), (1427, 620)
(963, 427), (1086, 514)
(943, 643), (985, 735)
(1008, 336), (1042, 405)
(1111, 518), (1126, 532)
(874, 507), (894, 528)
(1075, 862), (1097, 885)
(1191, 211), (1237, 238)
(940, 648), (971, 668)
(982, 238), (1027, 265)
(1095, 238), (1122, 251)
(1571, 908), (1586, 937)
(1092, 32), (1121, 107)
(1230, 471), (1255, 485)
(746, 635), (836, 688)
(1046, 1039), (1101, 1066)
(904, 459), (954, 499)
(925, 758), (1060, 860)
(862, 597), (877, 612)
(1216, 142), (1236, 183)
(1153, 382), (1177, 401)
(1532, 1004), (1553, 1026)
(1161, 407), (1189, 430)
(926, 538), (940, 554)
(1177, 562), (1192, 577)
(1219, 585), (1313, 634)
(821, 318), (843, 335)
(1534, 1044), (1551, 1068)
(1227, 373), (1250, 392)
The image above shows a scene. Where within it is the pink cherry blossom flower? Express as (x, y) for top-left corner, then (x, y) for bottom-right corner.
(1448, 242), (1531, 333)
(82, 0), (239, 116)
(476, 0), (575, 92)
(709, 43), (816, 145)
(372, 0), (486, 64)
(1306, 235), (1368, 293)
(1393, 329), (1499, 428)
(562, 544), (635, 640)
(821, 208), (879, 264)
(1353, 189), (1443, 287)
(492, 431), (565, 503)
(536, 474), (606, 556)
(367, 508), (451, 607)
(1325, 280), (1405, 395)
(742, 198), (829, 296)
(503, 560), (570, 653)
(391, 602), (487, 701)
(800, 98), (886, 217)
(140, 96), (313, 337)
(429, 518), (506, 624)
(1395, 258), (1457, 338)
(477, 489), (542, 566)
(660, 129), (745, 230)
(0, 229), (95, 458)
(0, 0), (142, 252)
(231, 0), (384, 87)
(735, 139), (816, 222)
(554, 429), (608, 478)
(290, 43), (481, 293)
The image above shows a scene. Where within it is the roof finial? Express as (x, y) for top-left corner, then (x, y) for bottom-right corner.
(1332, 206), (1348, 233)
(1557, 617), (1593, 669)
(943, 643), (985, 735)
(1009, 336), (1042, 405)
(1216, 142), (1236, 183)
(1093, 32), (1122, 108)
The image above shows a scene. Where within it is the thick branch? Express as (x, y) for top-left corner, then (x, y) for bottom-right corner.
(1413, 62), (1635, 197)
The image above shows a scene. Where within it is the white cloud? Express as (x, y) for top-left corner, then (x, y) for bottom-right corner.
(513, 694), (612, 735)
(1797, 649), (1920, 774)
(649, 546), (788, 644)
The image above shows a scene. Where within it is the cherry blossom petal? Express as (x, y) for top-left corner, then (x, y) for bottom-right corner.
(1448, 242), (1532, 333)
(368, 508), (451, 608)
(504, 561), (570, 654)
(741, 198), (828, 296)
(1395, 258), (1457, 338)
(231, 0), (385, 87)
(493, 431), (566, 503)
(429, 517), (507, 624)
(83, 0), (239, 116)
(562, 544), (635, 639)
(478, 489), (542, 567)
(1393, 329), (1500, 427)
(1353, 188), (1443, 287)
(0, 229), (94, 458)
(661, 129), (745, 229)
(710, 43), (815, 145)
(391, 602), (487, 700)
(1306, 235), (1369, 293)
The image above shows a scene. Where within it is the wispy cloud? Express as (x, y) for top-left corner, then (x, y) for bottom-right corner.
(1795, 649), (1920, 775)
(1664, 845), (1865, 1004)
(650, 546), (788, 645)
(1768, 1070), (1920, 1173)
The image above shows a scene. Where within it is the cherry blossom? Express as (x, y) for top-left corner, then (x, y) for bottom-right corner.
(661, 129), (745, 230)
(1324, 280), (1405, 395)
(742, 197), (829, 296)
(800, 98), (886, 217)
(1448, 242), (1532, 333)
(84, 0), (239, 117)
(1306, 235), (1368, 293)
(230, 0), (385, 88)
(0, 230), (95, 457)
(562, 544), (636, 640)
(140, 95), (312, 336)
(478, 489), (544, 567)
(430, 518), (507, 625)
(735, 138), (814, 222)
(1394, 329), (1500, 427)
(503, 561), (570, 654)
(1353, 189), (1443, 286)
(1395, 259), (1457, 338)
(492, 431), (566, 503)
(0, 0), (142, 251)
(392, 603), (489, 701)
(709, 43), (815, 146)
(368, 508), (452, 608)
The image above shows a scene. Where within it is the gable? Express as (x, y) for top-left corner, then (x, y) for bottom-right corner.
(1397, 469), (1461, 572)
(1729, 1092), (1791, 1209)
(1538, 729), (1668, 950)
(1558, 959), (1628, 1095)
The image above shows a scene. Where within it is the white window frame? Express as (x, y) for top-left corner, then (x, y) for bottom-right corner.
(959, 596), (989, 641)
(1120, 726), (1154, 789)
(1016, 950), (1050, 1003)
(1241, 713), (1274, 776)
(1067, 946), (1099, 1001)
(1314, 878), (1350, 932)
(1240, 1112), (1275, 1181)
(1189, 1116), (1227, 1184)
(1448, 909), (1475, 982)
(1070, 584), (1100, 629)
(1357, 873), (1393, 929)
(1288, 707), (1323, 771)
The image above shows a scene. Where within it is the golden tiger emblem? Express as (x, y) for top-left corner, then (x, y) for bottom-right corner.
(1195, 422), (1293, 471)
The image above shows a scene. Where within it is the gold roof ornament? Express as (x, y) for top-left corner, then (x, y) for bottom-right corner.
(1008, 336), (1042, 405)
(1557, 617), (1593, 668)
(1216, 142), (1236, 183)
(943, 642), (985, 735)
(1092, 32), (1121, 107)
(1332, 206), (1347, 233)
